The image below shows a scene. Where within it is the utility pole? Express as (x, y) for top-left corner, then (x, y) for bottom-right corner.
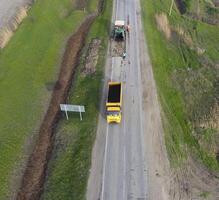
(169, 0), (174, 16)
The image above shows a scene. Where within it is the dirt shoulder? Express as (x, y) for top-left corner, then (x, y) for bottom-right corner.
(136, 3), (171, 200)
(16, 14), (96, 200)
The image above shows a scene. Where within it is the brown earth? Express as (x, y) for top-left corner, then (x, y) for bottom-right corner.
(169, 157), (219, 200)
(215, 0), (219, 7)
(187, 11), (219, 25)
(82, 38), (101, 76)
(155, 13), (171, 40)
(75, 0), (87, 10)
(16, 14), (96, 200)
(111, 40), (125, 57)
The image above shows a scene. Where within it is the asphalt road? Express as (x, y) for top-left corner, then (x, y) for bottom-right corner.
(86, 0), (170, 199)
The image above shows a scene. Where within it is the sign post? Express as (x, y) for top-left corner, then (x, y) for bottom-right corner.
(60, 104), (85, 121)
(64, 104), (69, 120)
(79, 106), (82, 121)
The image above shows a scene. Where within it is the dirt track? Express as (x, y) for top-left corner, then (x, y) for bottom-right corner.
(16, 14), (96, 200)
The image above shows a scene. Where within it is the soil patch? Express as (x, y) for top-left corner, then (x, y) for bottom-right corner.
(82, 38), (101, 76)
(16, 14), (96, 200)
(173, 26), (193, 47)
(187, 11), (219, 25)
(155, 13), (171, 40)
(170, 157), (219, 200)
(75, 0), (87, 10)
(214, 0), (219, 7)
(111, 40), (125, 57)
(45, 82), (57, 91)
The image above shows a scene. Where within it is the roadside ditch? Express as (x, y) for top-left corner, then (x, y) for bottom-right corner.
(16, 14), (97, 200)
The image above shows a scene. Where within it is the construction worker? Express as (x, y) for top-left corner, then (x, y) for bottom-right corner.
(122, 52), (126, 59)
(126, 25), (131, 33)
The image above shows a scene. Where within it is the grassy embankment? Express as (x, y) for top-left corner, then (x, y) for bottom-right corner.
(0, 0), (90, 199)
(41, 0), (112, 199)
(141, 0), (219, 170)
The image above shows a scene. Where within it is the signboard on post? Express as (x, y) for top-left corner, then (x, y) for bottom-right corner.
(60, 104), (85, 120)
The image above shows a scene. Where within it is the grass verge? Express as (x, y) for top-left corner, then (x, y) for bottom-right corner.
(41, 0), (112, 199)
(0, 0), (92, 198)
(141, 0), (219, 170)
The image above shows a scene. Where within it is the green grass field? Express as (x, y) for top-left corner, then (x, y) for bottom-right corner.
(41, 0), (112, 199)
(141, 0), (219, 170)
(0, 0), (95, 198)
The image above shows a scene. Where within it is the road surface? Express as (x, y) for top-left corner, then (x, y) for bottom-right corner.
(86, 0), (170, 199)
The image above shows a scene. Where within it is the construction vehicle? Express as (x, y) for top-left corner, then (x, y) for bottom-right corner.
(106, 82), (122, 123)
(112, 20), (126, 41)
(111, 20), (126, 57)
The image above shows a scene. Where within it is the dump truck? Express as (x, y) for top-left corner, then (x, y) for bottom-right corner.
(106, 82), (122, 123)
(112, 20), (126, 41)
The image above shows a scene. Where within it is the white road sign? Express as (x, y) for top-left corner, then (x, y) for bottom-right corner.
(60, 104), (85, 120)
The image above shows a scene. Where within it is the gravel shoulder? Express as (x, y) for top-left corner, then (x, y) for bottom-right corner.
(137, 10), (170, 200)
